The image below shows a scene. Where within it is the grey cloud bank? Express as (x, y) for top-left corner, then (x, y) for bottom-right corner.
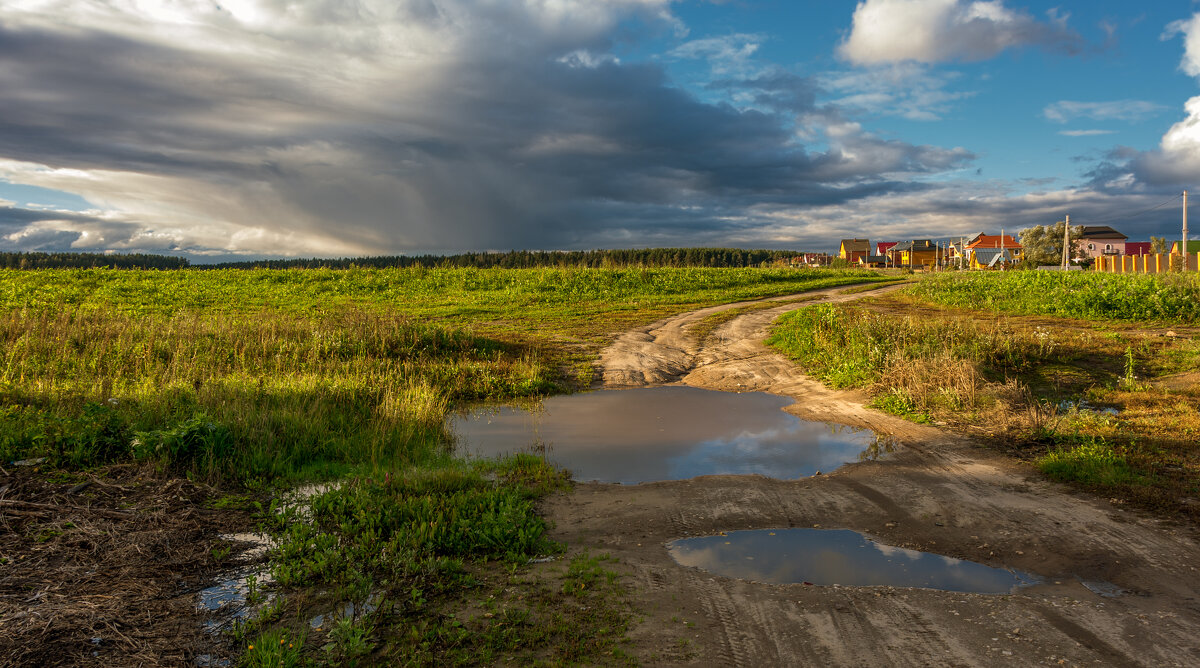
(0, 1), (1192, 257)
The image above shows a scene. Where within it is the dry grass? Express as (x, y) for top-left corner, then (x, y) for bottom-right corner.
(768, 292), (1200, 521)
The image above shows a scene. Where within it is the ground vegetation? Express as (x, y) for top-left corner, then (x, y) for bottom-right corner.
(768, 271), (1200, 521)
(0, 265), (885, 665)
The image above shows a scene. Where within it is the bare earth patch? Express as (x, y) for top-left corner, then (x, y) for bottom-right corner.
(0, 464), (254, 667)
(543, 283), (1200, 666)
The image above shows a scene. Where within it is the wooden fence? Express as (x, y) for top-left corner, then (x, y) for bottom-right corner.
(1092, 253), (1199, 274)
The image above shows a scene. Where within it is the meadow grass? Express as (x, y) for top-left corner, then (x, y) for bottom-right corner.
(0, 266), (883, 483)
(768, 282), (1200, 519)
(0, 265), (883, 665)
(907, 271), (1200, 322)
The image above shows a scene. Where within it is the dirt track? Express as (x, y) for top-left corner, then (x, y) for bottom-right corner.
(541, 284), (1200, 667)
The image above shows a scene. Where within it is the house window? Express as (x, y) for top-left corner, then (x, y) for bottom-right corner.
(1105, 244), (1112, 251)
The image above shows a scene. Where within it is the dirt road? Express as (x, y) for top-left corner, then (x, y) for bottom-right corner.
(541, 284), (1200, 667)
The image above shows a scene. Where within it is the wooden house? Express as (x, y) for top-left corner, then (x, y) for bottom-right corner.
(839, 239), (871, 263)
(888, 240), (938, 269)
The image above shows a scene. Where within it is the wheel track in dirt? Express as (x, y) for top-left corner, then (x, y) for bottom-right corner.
(542, 281), (1200, 667)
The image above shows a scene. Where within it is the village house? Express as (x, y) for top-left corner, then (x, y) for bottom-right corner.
(838, 239), (871, 263)
(888, 239), (938, 269)
(1077, 226), (1127, 259)
(965, 234), (1023, 267)
(970, 248), (1019, 270)
(789, 252), (830, 267)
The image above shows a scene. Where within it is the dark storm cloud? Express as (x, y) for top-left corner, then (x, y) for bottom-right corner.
(0, 1), (977, 255)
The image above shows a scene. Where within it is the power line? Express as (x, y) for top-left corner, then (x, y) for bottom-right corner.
(1069, 193), (1183, 226)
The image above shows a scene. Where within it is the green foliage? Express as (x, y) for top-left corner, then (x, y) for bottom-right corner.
(239, 628), (305, 668)
(1037, 438), (1147, 488)
(1019, 222), (1083, 266)
(269, 461), (561, 594)
(0, 402), (130, 469)
(133, 416), (233, 477)
(205, 247), (803, 270)
(0, 251), (189, 270)
(908, 271), (1200, 322)
(869, 390), (931, 424)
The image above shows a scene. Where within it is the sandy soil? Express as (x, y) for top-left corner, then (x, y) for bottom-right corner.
(541, 283), (1200, 667)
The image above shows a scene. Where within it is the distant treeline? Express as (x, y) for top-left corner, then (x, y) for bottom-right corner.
(0, 248), (806, 271)
(204, 248), (803, 269)
(0, 252), (190, 270)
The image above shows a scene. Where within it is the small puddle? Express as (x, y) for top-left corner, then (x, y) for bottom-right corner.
(667, 529), (1040, 593)
(450, 386), (893, 484)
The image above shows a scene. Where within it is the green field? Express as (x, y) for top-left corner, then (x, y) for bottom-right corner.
(0, 265), (884, 665)
(907, 270), (1200, 322)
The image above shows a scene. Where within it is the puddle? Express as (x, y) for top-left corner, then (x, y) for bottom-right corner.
(1058, 399), (1120, 416)
(667, 529), (1040, 593)
(1078, 578), (1125, 598)
(450, 386), (894, 484)
(198, 564), (275, 633)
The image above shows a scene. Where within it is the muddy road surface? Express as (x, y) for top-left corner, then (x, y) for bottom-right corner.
(541, 284), (1200, 667)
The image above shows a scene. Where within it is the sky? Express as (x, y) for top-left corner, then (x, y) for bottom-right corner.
(2, 0), (1200, 260)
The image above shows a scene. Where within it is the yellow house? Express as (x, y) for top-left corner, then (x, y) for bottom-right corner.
(889, 240), (938, 269)
(839, 238), (870, 263)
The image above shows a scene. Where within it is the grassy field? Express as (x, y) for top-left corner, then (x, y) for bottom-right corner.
(768, 271), (1200, 519)
(0, 265), (884, 665)
(908, 271), (1200, 322)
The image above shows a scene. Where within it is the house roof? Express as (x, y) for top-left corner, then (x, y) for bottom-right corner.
(876, 241), (898, 253)
(839, 238), (871, 253)
(891, 239), (936, 252)
(1077, 225), (1128, 240)
(967, 234), (1022, 249)
(973, 248), (1018, 265)
(1125, 242), (1151, 255)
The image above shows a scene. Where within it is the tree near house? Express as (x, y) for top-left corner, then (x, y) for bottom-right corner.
(1019, 222), (1083, 265)
(1151, 236), (1169, 254)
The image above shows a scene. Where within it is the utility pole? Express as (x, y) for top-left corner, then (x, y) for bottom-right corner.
(1184, 190), (1189, 269)
(1061, 214), (1071, 270)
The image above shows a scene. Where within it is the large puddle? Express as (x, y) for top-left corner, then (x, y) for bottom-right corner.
(449, 386), (893, 484)
(668, 529), (1040, 593)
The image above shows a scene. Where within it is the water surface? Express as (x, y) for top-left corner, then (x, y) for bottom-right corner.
(668, 528), (1039, 593)
(450, 386), (892, 484)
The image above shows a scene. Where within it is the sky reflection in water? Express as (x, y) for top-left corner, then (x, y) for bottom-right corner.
(668, 529), (1039, 593)
(449, 386), (891, 484)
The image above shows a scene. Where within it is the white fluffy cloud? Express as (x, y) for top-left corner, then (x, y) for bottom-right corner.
(1124, 14), (1200, 186)
(1164, 14), (1200, 76)
(838, 0), (1081, 65)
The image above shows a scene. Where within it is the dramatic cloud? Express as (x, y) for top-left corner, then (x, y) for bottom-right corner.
(839, 0), (1083, 65)
(1100, 14), (1200, 188)
(0, 0), (977, 256)
(1043, 100), (1167, 124)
